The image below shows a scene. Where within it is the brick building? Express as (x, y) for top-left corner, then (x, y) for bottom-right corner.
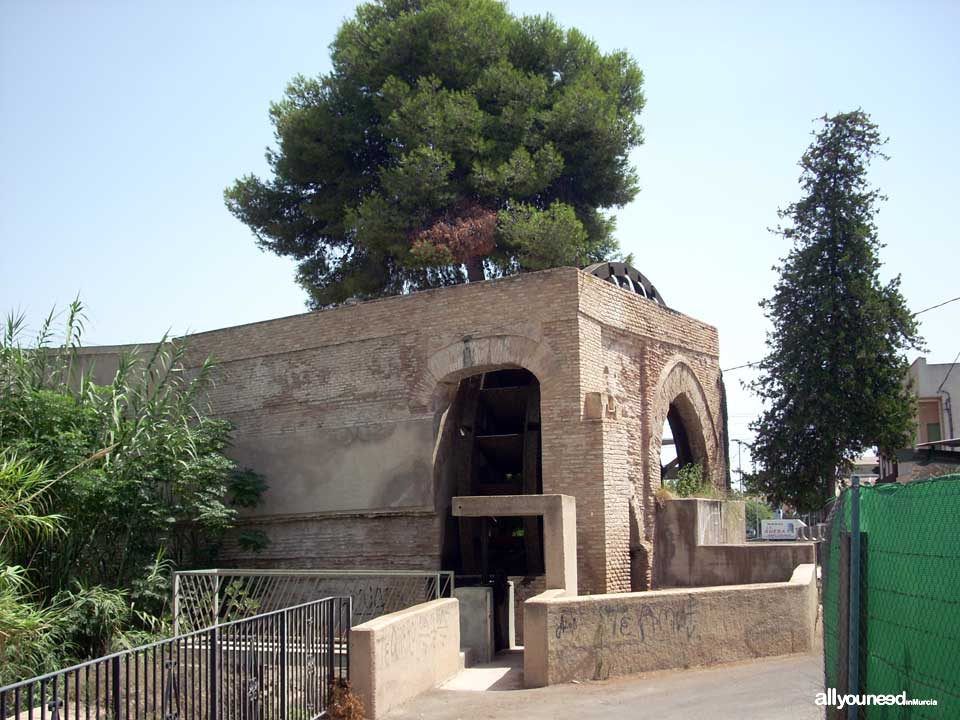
(81, 266), (728, 595)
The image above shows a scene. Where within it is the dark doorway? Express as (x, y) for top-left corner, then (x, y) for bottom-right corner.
(445, 368), (545, 577)
(661, 401), (699, 481)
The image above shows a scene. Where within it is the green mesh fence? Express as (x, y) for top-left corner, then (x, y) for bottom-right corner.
(822, 473), (960, 718)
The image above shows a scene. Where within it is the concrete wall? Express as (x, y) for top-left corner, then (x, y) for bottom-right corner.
(654, 499), (815, 587)
(523, 564), (818, 687)
(73, 267), (726, 594)
(453, 587), (494, 663)
(350, 598), (460, 719)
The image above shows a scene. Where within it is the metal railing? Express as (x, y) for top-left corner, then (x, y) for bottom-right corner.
(174, 569), (454, 634)
(0, 596), (350, 720)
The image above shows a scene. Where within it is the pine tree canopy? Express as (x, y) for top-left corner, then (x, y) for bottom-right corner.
(225, 0), (645, 307)
(749, 110), (923, 512)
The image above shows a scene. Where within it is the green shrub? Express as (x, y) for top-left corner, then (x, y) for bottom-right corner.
(0, 453), (69, 682)
(745, 497), (774, 529)
(53, 584), (132, 658)
(665, 463), (722, 499)
(0, 301), (270, 679)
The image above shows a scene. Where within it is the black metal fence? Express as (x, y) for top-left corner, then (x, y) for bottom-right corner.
(0, 596), (351, 720)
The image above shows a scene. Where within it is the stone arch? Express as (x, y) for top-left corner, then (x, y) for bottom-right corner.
(412, 334), (560, 415)
(420, 334), (559, 582)
(631, 357), (721, 590)
(648, 357), (719, 487)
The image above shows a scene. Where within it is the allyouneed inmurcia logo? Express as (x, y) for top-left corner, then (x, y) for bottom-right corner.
(816, 689), (938, 710)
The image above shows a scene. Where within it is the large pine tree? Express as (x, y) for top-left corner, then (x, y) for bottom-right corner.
(749, 111), (922, 511)
(225, 0), (644, 308)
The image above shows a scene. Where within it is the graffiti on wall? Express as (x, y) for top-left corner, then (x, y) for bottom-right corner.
(554, 597), (699, 645)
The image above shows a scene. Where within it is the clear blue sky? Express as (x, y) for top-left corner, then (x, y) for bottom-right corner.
(2, 0), (958, 472)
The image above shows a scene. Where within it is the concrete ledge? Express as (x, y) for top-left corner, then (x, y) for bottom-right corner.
(655, 498), (816, 586)
(350, 598), (460, 718)
(523, 564), (818, 687)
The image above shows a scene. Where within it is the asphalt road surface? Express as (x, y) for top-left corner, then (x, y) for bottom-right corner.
(385, 651), (824, 719)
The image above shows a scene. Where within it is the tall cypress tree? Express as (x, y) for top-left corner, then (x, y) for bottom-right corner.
(749, 110), (922, 511)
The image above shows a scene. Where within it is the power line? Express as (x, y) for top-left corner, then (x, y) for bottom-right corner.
(915, 295), (960, 316)
(722, 361), (761, 373)
(722, 292), (960, 373)
(937, 349), (960, 393)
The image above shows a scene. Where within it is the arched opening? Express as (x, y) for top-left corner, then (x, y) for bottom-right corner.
(659, 392), (710, 485)
(635, 364), (717, 591)
(661, 398), (703, 482)
(438, 368), (545, 577)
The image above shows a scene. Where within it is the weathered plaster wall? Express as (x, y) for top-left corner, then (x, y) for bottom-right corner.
(523, 564), (818, 687)
(350, 598), (460, 718)
(75, 267), (726, 595)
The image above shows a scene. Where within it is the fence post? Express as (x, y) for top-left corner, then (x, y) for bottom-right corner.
(209, 626), (219, 720)
(279, 612), (288, 720)
(212, 573), (221, 628)
(847, 475), (861, 719)
(328, 599), (336, 690)
(172, 573), (180, 636)
(111, 655), (122, 720)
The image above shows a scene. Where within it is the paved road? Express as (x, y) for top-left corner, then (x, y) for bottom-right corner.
(386, 651), (824, 719)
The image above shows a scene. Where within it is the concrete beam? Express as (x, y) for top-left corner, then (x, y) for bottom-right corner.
(452, 494), (577, 595)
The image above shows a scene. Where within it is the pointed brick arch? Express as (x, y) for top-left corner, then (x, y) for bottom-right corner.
(631, 357), (723, 590)
(648, 357), (720, 488)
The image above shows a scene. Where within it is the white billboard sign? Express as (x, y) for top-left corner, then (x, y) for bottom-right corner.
(761, 519), (806, 540)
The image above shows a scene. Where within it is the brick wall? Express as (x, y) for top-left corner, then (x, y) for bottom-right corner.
(78, 267), (725, 595)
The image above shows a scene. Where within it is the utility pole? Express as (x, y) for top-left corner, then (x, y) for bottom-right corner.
(732, 439), (748, 492)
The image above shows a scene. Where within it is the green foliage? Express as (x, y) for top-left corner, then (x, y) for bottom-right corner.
(0, 565), (68, 684)
(745, 497), (774, 528)
(0, 454), (69, 683)
(0, 301), (269, 678)
(749, 111), (923, 511)
(727, 488), (774, 533)
(220, 580), (262, 622)
(127, 551), (174, 630)
(225, 0), (644, 307)
(1, 302), (269, 588)
(53, 583), (132, 659)
(673, 463), (704, 497)
(497, 201), (589, 271)
(0, 453), (63, 554)
(665, 463), (720, 498)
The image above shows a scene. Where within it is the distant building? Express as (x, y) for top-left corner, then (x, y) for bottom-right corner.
(842, 452), (879, 489)
(879, 357), (960, 482)
(909, 357), (957, 444)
